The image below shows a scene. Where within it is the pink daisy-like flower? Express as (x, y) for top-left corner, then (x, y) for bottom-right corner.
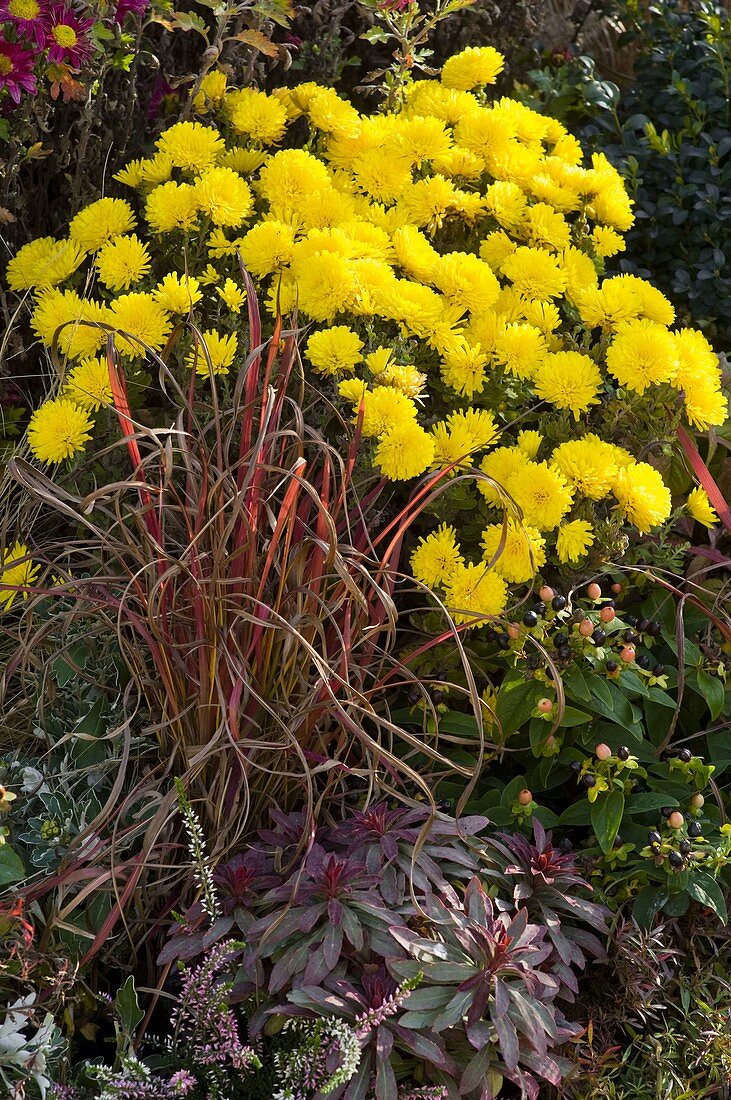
(0, 38), (37, 102)
(47, 5), (93, 67)
(113, 0), (147, 22)
(0, 0), (49, 47)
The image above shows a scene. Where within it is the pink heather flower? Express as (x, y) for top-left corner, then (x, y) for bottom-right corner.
(168, 1069), (197, 1095)
(0, 38), (37, 102)
(113, 0), (148, 21)
(0, 0), (49, 47)
(47, 5), (93, 67)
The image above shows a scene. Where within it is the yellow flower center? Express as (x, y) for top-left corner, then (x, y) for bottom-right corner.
(0, 55), (13, 75)
(52, 24), (78, 47)
(9, 0), (40, 19)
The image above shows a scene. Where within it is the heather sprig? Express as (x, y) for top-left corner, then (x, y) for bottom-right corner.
(174, 777), (220, 922)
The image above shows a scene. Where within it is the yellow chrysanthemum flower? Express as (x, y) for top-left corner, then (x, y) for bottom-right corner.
(447, 408), (499, 450)
(32, 288), (111, 360)
(227, 88), (289, 145)
(356, 385), (416, 437)
(556, 519), (595, 564)
(293, 251), (356, 322)
(501, 246), (566, 301)
(550, 437), (618, 500)
(216, 279), (247, 313)
(441, 46), (505, 91)
(591, 226), (625, 258)
(479, 446), (530, 507)
(374, 419), (435, 480)
(0, 541), (39, 609)
(411, 524), (464, 588)
(109, 292), (172, 358)
(431, 421), (481, 473)
(95, 234), (152, 291)
(63, 356), (113, 411)
(494, 322), (546, 380)
(613, 462), (672, 534)
(440, 340), (489, 398)
(432, 251), (500, 315)
(481, 518), (546, 583)
(533, 351), (602, 418)
(69, 197), (136, 253)
(27, 397), (93, 464)
(507, 461), (574, 530)
(516, 430), (542, 459)
(687, 487), (718, 528)
(153, 273), (203, 314)
(606, 319), (679, 394)
(185, 330), (238, 376)
(193, 69), (228, 113)
(306, 326), (363, 375)
(145, 181), (200, 234)
(156, 120), (224, 173)
(444, 562), (508, 627)
(6, 236), (84, 290)
(194, 166), (254, 227)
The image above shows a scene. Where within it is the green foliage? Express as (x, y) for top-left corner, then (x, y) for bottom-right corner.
(522, 0), (731, 345)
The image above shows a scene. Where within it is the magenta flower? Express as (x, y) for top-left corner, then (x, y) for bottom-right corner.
(47, 5), (93, 67)
(0, 39), (37, 102)
(0, 0), (49, 47)
(113, 0), (148, 22)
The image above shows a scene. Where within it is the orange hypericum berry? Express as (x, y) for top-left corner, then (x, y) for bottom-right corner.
(518, 788), (533, 806)
(587, 582), (602, 600)
(579, 619), (594, 637)
(620, 645), (636, 663)
(537, 698), (554, 713)
(539, 585), (555, 601)
(595, 743), (612, 760)
(600, 606), (616, 623)
(668, 811), (685, 830)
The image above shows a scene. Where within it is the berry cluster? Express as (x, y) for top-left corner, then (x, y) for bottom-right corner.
(485, 581), (667, 684)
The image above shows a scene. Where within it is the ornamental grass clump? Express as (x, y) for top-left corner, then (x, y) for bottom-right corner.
(7, 42), (728, 627)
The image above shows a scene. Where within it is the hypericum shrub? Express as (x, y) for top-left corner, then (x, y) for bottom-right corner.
(6, 43), (728, 627)
(159, 803), (607, 1100)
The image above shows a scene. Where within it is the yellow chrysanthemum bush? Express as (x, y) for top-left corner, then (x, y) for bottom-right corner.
(7, 50), (729, 627)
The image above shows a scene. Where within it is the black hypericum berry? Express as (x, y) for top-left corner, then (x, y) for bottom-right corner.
(593, 629), (606, 645)
(533, 601), (546, 615)
(652, 664), (664, 677)
(638, 618), (651, 633)
(551, 595), (567, 611)
(498, 634), (511, 650)
(668, 850), (685, 869)
(617, 745), (631, 761)
(650, 842), (661, 854)
(636, 655), (652, 670)
(678, 748), (692, 763)
(661, 807), (674, 818)
(679, 839), (692, 856)
(624, 630), (639, 643)
(559, 837), (573, 852)
(436, 799), (453, 812)
(553, 632), (568, 648)
(571, 608), (585, 624)
(431, 688), (446, 705)
(526, 655), (541, 670)
(688, 821), (703, 838)
(625, 614), (638, 627)
(613, 835), (624, 849)
(569, 760), (583, 773)
(648, 620), (662, 636)
(558, 645), (572, 660)
(408, 685), (421, 704)
(581, 773), (596, 789)
(485, 629), (497, 643)
(648, 830), (662, 845)
(605, 660), (618, 673)
(523, 610), (539, 627)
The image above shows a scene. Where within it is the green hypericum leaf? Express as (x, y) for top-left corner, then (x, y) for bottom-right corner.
(495, 674), (545, 738)
(0, 846), (26, 888)
(591, 789), (625, 854)
(686, 871), (728, 923)
(633, 885), (668, 927)
(695, 669), (726, 721)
